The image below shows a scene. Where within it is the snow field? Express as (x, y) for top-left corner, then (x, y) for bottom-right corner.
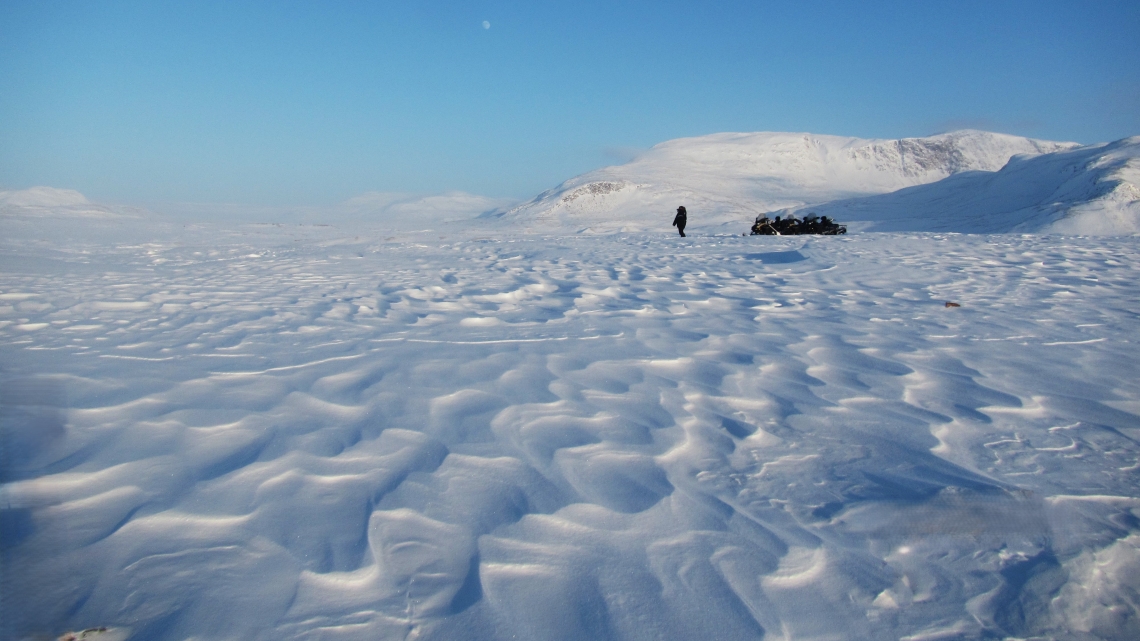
(2, 222), (1139, 640)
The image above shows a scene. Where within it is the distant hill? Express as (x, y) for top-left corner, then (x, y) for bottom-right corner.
(0, 186), (140, 219)
(0, 187), (514, 226)
(489, 130), (1079, 232)
(789, 136), (1140, 234)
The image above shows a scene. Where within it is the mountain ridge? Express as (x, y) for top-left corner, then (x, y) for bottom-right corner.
(491, 130), (1095, 232)
(790, 135), (1140, 234)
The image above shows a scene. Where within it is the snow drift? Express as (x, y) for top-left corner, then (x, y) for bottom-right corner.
(3, 218), (1139, 641)
(492, 130), (1078, 232)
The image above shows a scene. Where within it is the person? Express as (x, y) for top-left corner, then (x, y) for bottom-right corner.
(672, 206), (687, 237)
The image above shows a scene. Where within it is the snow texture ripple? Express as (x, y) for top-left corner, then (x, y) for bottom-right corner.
(2, 220), (1139, 641)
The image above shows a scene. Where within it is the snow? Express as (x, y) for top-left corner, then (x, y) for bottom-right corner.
(793, 136), (1140, 235)
(0, 188), (139, 220)
(151, 191), (515, 226)
(0, 188), (91, 209)
(494, 130), (1080, 232)
(3, 127), (1139, 640)
(3, 205), (1138, 639)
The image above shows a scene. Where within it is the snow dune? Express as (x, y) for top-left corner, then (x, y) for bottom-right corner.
(2, 217), (1138, 640)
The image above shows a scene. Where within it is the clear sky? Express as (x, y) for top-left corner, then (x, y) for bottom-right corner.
(2, 0), (1138, 207)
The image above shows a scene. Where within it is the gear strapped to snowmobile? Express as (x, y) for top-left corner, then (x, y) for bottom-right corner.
(750, 213), (845, 236)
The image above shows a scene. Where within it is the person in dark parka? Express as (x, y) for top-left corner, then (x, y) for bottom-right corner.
(672, 206), (687, 237)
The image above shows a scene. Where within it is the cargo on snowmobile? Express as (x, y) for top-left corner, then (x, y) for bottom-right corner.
(750, 213), (845, 236)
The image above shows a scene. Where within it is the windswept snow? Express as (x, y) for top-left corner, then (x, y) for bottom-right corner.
(3, 128), (1138, 640)
(495, 130), (1079, 232)
(2, 214), (1138, 640)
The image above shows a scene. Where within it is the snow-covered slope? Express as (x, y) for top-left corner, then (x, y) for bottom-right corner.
(493, 131), (1077, 232)
(789, 136), (1140, 234)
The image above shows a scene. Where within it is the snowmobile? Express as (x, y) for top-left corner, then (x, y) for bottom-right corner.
(750, 213), (845, 235)
(810, 214), (846, 235)
(750, 216), (779, 235)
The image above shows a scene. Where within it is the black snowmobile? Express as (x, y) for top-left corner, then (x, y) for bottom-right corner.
(750, 216), (779, 235)
(750, 213), (845, 236)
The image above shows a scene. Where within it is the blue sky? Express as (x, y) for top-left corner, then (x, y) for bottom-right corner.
(1, 0), (1138, 207)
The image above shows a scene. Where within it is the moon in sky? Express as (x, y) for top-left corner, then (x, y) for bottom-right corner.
(482, 21), (490, 29)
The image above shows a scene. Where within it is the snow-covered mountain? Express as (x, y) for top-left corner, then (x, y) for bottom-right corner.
(790, 136), (1140, 234)
(0, 187), (516, 227)
(491, 130), (1079, 232)
(0, 187), (140, 219)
